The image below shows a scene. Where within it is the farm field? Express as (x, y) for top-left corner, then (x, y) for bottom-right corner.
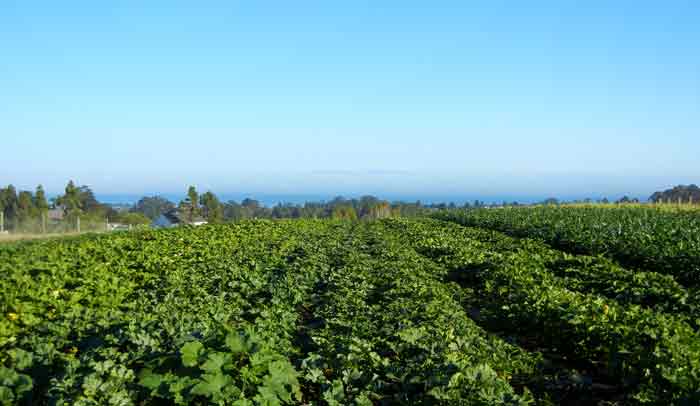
(2, 214), (700, 405)
(434, 206), (700, 286)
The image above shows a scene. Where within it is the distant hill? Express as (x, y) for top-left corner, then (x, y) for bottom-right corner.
(649, 184), (700, 204)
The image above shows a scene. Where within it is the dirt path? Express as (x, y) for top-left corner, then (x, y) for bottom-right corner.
(0, 231), (104, 243)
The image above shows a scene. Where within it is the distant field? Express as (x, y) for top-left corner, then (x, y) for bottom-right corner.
(561, 202), (700, 211)
(435, 205), (700, 285)
(2, 213), (699, 404)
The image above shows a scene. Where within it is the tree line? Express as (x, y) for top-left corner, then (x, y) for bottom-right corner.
(0, 181), (497, 232)
(649, 184), (700, 204)
(130, 186), (445, 224)
(0, 181), (150, 233)
(0, 184), (49, 231)
(128, 186), (519, 224)
(5, 181), (694, 233)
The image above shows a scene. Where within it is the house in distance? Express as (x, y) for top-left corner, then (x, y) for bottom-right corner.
(151, 209), (208, 228)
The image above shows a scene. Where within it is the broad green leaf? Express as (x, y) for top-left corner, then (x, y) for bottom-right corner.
(139, 371), (164, 391)
(9, 349), (33, 370)
(181, 341), (204, 367)
(225, 333), (247, 354)
(191, 373), (233, 398)
(201, 352), (231, 373)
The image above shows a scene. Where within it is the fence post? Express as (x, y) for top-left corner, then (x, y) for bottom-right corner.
(77, 217), (81, 233)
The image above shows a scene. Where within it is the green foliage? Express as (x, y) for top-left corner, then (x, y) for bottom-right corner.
(650, 184), (700, 204)
(0, 349), (33, 406)
(2, 217), (700, 404)
(200, 191), (224, 224)
(139, 327), (301, 405)
(56, 180), (83, 215)
(34, 185), (49, 212)
(112, 211), (151, 226)
(181, 185), (201, 222)
(391, 218), (700, 403)
(131, 195), (175, 220)
(16, 191), (35, 224)
(331, 205), (357, 220)
(0, 182), (112, 233)
(0, 185), (18, 228)
(434, 206), (700, 286)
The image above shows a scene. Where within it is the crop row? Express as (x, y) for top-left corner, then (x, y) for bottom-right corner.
(297, 221), (541, 404)
(433, 207), (700, 286)
(2, 220), (545, 405)
(1, 221), (331, 405)
(387, 218), (700, 403)
(4, 217), (700, 404)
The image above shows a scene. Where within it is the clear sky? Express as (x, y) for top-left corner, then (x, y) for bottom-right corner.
(2, 1), (698, 201)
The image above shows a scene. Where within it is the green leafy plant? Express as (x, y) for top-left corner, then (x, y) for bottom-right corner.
(2, 217), (699, 404)
(138, 327), (301, 405)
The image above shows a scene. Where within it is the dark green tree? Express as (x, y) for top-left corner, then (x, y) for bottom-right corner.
(650, 184), (700, 204)
(200, 191), (224, 223)
(332, 205), (357, 220)
(241, 198), (265, 218)
(16, 190), (35, 225)
(77, 185), (101, 212)
(132, 196), (175, 220)
(0, 185), (19, 229)
(34, 185), (49, 213)
(180, 186), (200, 222)
(616, 196), (639, 204)
(57, 180), (83, 216)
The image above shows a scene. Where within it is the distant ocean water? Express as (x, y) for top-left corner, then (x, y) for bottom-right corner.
(97, 193), (334, 207)
(96, 193), (567, 207)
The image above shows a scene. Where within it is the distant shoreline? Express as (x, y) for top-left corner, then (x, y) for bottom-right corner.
(94, 193), (644, 208)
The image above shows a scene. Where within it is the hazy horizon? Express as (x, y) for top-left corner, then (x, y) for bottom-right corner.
(3, 1), (698, 197)
(68, 183), (685, 207)
(9, 172), (697, 206)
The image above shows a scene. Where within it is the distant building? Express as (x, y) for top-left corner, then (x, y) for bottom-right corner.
(107, 223), (131, 231)
(152, 209), (207, 228)
(152, 210), (181, 228)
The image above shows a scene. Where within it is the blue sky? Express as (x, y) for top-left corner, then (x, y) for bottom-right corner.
(2, 1), (698, 201)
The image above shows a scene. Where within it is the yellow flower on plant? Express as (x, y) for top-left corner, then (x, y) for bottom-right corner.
(7, 313), (19, 321)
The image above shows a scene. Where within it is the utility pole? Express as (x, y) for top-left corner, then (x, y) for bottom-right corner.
(0, 211), (4, 233)
(42, 212), (47, 234)
(76, 216), (81, 233)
